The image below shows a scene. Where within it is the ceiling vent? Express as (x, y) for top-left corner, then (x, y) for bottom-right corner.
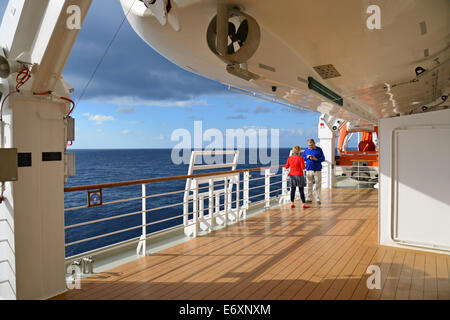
(313, 64), (341, 79)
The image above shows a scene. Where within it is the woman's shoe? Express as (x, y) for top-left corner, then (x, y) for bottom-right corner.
(302, 204), (310, 209)
(291, 204), (295, 208)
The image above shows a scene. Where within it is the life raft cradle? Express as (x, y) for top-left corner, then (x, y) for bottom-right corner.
(336, 125), (379, 167)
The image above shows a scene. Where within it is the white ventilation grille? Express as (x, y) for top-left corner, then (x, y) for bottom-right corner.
(313, 64), (341, 79)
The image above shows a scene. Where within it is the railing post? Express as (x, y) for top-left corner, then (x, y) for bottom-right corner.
(193, 179), (198, 237)
(243, 171), (249, 219)
(280, 167), (288, 204)
(183, 182), (189, 228)
(356, 160), (360, 189)
(235, 174), (240, 221)
(208, 178), (214, 231)
(137, 183), (147, 256)
(265, 169), (270, 209)
(199, 195), (204, 220)
(224, 177), (228, 226)
(215, 193), (220, 222)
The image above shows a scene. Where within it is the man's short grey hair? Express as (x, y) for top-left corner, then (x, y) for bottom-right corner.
(308, 139), (316, 144)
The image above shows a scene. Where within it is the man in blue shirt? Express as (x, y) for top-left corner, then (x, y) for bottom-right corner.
(302, 139), (325, 204)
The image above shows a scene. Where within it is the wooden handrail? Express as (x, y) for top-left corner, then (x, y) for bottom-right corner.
(64, 165), (284, 192)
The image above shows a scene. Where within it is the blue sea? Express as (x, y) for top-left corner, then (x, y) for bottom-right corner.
(64, 148), (293, 257)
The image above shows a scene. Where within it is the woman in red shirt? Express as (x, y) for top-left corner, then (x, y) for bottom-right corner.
(285, 146), (310, 209)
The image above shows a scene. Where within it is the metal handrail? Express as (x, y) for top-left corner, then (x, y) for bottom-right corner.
(64, 165), (283, 192)
(64, 164), (286, 260)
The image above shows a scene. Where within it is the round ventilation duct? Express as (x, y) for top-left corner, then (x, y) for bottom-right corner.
(206, 6), (260, 65)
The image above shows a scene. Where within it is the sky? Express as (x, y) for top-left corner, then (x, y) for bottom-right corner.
(0, 0), (323, 149)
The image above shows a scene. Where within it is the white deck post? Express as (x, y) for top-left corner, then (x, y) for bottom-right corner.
(192, 179), (198, 237)
(235, 174), (240, 221)
(318, 114), (336, 189)
(208, 178), (214, 231)
(280, 167), (289, 204)
(215, 193), (220, 220)
(243, 171), (249, 219)
(265, 169), (270, 208)
(224, 177), (228, 226)
(137, 184), (147, 256)
(199, 195), (204, 220)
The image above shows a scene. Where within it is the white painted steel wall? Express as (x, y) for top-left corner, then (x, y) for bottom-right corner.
(379, 108), (450, 254)
(0, 181), (15, 299)
(0, 0), (92, 299)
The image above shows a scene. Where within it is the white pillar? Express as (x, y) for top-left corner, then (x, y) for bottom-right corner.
(0, 0), (92, 299)
(1, 93), (68, 300)
(318, 115), (336, 189)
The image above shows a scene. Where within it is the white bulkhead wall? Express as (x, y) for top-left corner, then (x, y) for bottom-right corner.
(379, 108), (450, 254)
(0, 0), (92, 299)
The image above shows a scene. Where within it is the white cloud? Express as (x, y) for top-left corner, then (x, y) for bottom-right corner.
(242, 126), (268, 130)
(83, 112), (115, 125)
(254, 105), (271, 114)
(117, 106), (136, 114)
(122, 129), (130, 135)
(92, 96), (209, 108)
(128, 120), (143, 124)
(226, 114), (247, 120)
(280, 128), (304, 136)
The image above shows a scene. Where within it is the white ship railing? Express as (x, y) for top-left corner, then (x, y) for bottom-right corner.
(334, 159), (379, 188)
(64, 165), (286, 268)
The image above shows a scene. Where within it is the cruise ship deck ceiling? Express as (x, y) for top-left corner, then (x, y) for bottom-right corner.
(122, 0), (450, 126)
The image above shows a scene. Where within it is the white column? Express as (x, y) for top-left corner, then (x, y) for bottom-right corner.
(1, 94), (67, 300)
(318, 115), (336, 189)
(0, 0), (92, 300)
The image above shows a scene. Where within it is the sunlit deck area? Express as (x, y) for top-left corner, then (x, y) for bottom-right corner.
(54, 188), (450, 300)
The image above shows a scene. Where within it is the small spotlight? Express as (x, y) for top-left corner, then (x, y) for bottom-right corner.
(415, 66), (426, 76)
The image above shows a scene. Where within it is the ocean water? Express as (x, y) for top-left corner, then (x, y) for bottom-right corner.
(64, 148), (293, 257)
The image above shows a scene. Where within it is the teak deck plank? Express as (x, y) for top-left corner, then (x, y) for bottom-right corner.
(54, 188), (449, 300)
(436, 256), (450, 300)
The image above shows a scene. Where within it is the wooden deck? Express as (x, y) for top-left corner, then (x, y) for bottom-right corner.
(54, 188), (450, 300)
